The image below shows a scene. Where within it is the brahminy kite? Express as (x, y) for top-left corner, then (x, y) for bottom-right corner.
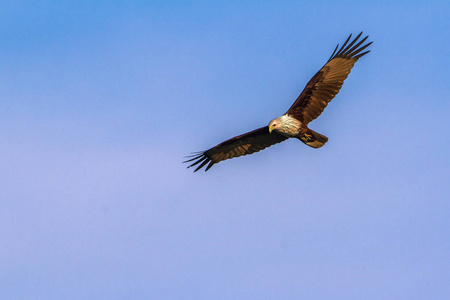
(185, 33), (372, 172)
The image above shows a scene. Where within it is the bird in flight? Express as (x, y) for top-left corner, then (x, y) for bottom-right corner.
(185, 32), (372, 172)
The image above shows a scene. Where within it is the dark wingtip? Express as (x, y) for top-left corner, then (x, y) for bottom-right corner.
(354, 50), (371, 59)
(194, 158), (210, 172)
(329, 32), (372, 61)
(184, 151), (214, 172)
(183, 151), (203, 158)
(183, 153), (204, 163)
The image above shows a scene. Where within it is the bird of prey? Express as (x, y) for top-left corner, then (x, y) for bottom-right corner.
(185, 32), (372, 172)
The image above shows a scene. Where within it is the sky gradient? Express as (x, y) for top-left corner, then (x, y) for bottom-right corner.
(1, 1), (449, 299)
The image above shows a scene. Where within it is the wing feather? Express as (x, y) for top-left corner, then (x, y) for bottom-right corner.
(286, 33), (372, 124)
(184, 126), (288, 172)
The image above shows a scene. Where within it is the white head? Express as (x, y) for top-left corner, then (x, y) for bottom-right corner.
(268, 117), (281, 133)
(268, 115), (301, 136)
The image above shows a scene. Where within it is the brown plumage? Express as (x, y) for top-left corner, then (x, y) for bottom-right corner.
(185, 33), (372, 172)
(286, 32), (371, 124)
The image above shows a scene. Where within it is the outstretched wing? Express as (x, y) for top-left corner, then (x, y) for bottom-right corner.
(184, 127), (288, 172)
(286, 32), (372, 125)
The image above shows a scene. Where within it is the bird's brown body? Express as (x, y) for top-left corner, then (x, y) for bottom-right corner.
(185, 33), (372, 172)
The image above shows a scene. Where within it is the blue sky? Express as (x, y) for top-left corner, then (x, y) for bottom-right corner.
(1, 1), (449, 299)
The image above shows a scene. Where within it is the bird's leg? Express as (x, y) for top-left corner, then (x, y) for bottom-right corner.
(302, 133), (313, 142)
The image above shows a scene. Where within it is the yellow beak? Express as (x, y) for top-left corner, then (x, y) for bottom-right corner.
(269, 127), (273, 133)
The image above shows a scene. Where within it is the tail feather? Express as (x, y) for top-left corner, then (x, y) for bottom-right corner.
(298, 128), (328, 148)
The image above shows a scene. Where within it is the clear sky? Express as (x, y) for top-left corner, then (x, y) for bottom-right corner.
(1, 1), (449, 299)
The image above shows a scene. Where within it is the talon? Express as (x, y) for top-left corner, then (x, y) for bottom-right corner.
(304, 133), (313, 141)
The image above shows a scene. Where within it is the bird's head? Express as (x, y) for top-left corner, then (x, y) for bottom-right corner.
(268, 118), (280, 133)
(268, 115), (301, 136)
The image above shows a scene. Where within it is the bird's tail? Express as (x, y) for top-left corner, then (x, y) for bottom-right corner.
(298, 128), (328, 148)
